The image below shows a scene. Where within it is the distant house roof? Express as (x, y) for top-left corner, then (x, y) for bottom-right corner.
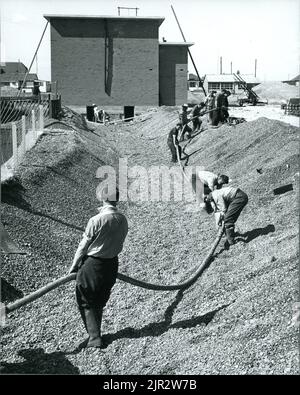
(1, 72), (38, 83)
(205, 74), (260, 84)
(0, 62), (28, 74)
(189, 73), (205, 81)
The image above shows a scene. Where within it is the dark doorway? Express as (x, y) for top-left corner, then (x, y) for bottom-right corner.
(124, 106), (134, 121)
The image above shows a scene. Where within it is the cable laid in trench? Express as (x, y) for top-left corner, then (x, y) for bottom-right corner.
(4, 110), (225, 315)
(5, 224), (224, 314)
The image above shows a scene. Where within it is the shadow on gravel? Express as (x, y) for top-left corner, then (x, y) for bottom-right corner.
(0, 348), (80, 374)
(235, 224), (275, 243)
(216, 224), (276, 255)
(100, 291), (232, 349)
(1, 178), (84, 232)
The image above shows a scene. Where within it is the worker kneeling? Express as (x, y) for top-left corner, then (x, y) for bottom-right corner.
(68, 188), (128, 348)
(207, 186), (248, 245)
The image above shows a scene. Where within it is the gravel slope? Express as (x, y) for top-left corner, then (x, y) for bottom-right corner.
(1, 107), (299, 375)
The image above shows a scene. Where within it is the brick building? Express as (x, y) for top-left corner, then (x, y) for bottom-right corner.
(44, 14), (192, 108)
(159, 42), (193, 105)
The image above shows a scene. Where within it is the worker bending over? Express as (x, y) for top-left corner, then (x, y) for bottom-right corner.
(68, 189), (128, 348)
(192, 170), (229, 207)
(207, 186), (248, 245)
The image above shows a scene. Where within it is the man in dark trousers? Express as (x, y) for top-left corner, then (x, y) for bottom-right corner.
(207, 185), (248, 245)
(179, 104), (193, 140)
(216, 89), (231, 124)
(167, 123), (183, 162)
(68, 189), (128, 348)
(191, 102), (206, 133)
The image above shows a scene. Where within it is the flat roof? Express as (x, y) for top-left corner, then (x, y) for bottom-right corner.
(159, 42), (194, 47)
(205, 74), (260, 84)
(44, 14), (165, 25)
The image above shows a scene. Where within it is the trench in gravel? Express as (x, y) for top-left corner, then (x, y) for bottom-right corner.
(1, 107), (299, 375)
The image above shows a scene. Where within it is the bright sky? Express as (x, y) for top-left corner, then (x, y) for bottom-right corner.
(0, 0), (299, 82)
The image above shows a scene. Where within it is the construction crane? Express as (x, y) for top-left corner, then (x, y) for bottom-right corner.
(233, 73), (264, 106)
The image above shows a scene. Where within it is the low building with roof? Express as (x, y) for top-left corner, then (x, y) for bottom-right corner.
(203, 73), (260, 94)
(0, 62), (38, 93)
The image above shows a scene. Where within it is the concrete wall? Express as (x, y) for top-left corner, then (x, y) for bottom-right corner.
(49, 18), (161, 106)
(159, 45), (188, 106)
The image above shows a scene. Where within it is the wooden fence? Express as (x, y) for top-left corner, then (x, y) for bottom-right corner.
(1, 106), (45, 181)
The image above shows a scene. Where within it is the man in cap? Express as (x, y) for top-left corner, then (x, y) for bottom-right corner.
(179, 104), (193, 140)
(191, 102), (206, 133)
(216, 89), (231, 124)
(68, 188), (128, 348)
(205, 91), (217, 124)
(167, 123), (183, 162)
(191, 170), (229, 210)
(206, 185), (248, 245)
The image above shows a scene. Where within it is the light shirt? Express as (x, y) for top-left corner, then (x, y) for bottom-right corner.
(84, 204), (128, 259)
(71, 204), (128, 270)
(211, 186), (238, 214)
(197, 170), (218, 191)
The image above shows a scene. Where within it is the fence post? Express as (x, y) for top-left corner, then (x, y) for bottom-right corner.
(21, 115), (26, 158)
(32, 109), (37, 142)
(12, 122), (18, 170)
(39, 104), (44, 132)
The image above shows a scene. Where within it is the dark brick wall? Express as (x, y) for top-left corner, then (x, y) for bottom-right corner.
(49, 18), (160, 106)
(159, 45), (188, 106)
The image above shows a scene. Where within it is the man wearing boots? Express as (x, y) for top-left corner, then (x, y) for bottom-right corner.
(167, 123), (183, 162)
(207, 186), (248, 245)
(68, 189), (128, 348)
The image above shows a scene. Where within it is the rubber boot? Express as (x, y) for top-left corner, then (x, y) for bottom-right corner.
(83, 308), (102, 348)
(225, 226), (235, 245)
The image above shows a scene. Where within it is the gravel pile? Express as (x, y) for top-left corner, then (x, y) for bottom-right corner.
(253, 81), (299, 104)
(1, 107), (298, 374)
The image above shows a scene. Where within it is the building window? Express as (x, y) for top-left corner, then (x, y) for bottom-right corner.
(220, 83), (233, 90)
(189, 81), (197, 87)
(208, 82), (220, 91)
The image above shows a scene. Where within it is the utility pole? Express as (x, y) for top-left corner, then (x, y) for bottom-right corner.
(171, 5), (206, 96)
(220, 56), (223, 74)
(254, 58), (257, 77)
(230, 61), (232, 74)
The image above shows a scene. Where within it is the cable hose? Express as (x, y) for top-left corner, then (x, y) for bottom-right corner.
(5, 225), (224, 314)
(3, 107), (225, 316)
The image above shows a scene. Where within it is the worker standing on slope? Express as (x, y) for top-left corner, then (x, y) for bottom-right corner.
(191, 102), (206, 133)
(68, 189), (128, 348)
(167, 123), (183, 163)
(207, 186), (248, 245)
(205, 91), (217, 124)
(179, 104), (193, 140)
(216, 89), (231, 124)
